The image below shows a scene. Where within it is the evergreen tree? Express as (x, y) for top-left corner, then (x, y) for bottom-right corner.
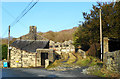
(73, 2), (120, 51)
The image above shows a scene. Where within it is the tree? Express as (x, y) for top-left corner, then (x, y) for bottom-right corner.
(2, 44), (8, 60)
(73, 2), (120, 52)
(0, 45), (2, 60)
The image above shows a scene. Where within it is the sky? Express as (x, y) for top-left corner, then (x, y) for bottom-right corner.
(1, 2), (99, 38)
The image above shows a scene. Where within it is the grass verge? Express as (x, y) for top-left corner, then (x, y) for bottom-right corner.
(47, 52), (120, 77)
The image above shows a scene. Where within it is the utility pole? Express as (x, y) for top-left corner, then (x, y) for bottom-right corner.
(7, 25), (10, 61)
(100, 9), (103, 61)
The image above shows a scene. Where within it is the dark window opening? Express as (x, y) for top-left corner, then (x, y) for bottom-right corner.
(60, 45), (62, 47)
(55, 45), (58, 48)
(66, 45), (69, 47)
(109, 38), (120, 52)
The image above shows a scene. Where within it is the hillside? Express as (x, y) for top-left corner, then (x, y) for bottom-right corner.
(38, 27), (77, 42)
(1, 27), (77, 44)
(0, 37), (17, 45)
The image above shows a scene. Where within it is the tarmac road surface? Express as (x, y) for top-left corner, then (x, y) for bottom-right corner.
(1, 68), (104, 79)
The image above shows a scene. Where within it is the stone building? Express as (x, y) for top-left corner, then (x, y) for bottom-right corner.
(10, 26), (55, 68)
(49, 40), (75, 55)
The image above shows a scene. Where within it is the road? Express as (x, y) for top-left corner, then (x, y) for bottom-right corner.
(1, 68), (103, 79)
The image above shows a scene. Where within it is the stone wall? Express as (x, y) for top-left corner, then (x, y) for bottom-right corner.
(36, 49), (55, 63)
(104, 50), (120, 72)
(10, 47), (55, 68)
(103, 37), (120, 72)
(10, 47), (36, 68)
(78, 49), (86, 58)
(0, 61), (2, 68)
(49, 40), (75, 54)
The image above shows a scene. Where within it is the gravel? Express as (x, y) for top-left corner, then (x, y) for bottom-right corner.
(48, 64), (81, 71)
(81, 65), (101, 75)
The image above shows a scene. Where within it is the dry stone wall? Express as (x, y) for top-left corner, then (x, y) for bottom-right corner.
(103, 37), (120, 72)
(0, 61), (2, 68)
(78, 49), (86, 58)
(104, 50), (120, 72)
(10, 47), (36, 68)
(10, 47), (55, 68)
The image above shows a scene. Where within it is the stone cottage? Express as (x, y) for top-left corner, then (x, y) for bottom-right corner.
(10, 26), (55, 68)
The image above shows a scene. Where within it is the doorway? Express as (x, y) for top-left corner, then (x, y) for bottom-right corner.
(41, 53), (48, 65)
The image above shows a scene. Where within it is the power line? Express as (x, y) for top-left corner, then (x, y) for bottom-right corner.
(10, 0), (34, 27)
(3, 7), (27, 27)
(2, 0), (39, 37)
(2, 7), (27, 37)
(2, 7), (27, 28)
(2, 0), (33, 37)
(3, 7), (15, 19)
(10, 0), (39, 27)
(2, 7), (14, 37)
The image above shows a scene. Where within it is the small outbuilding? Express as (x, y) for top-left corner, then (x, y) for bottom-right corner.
(10, 26), (55, 68)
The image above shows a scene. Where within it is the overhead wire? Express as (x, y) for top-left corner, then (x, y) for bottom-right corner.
(3, 7), (27, 28)
(10, 0), (34, 27)
(10, 0), (39, 27)
(2, 0), (39, 37)
(2, 7), (28, 37)
(2, 7), (14, 37)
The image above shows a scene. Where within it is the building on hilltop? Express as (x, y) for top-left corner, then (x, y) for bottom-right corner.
(10, 26), (55, 68)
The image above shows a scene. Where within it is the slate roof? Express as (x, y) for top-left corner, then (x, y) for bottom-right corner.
(10, 40), (49, 52)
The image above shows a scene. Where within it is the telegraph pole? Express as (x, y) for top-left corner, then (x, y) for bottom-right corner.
(7, 25), (10, 61)
(100, 9), (103, 61)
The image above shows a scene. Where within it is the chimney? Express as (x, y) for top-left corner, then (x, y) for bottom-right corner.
(29, 26), (37, 34)
(29, 26), (37, 40)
